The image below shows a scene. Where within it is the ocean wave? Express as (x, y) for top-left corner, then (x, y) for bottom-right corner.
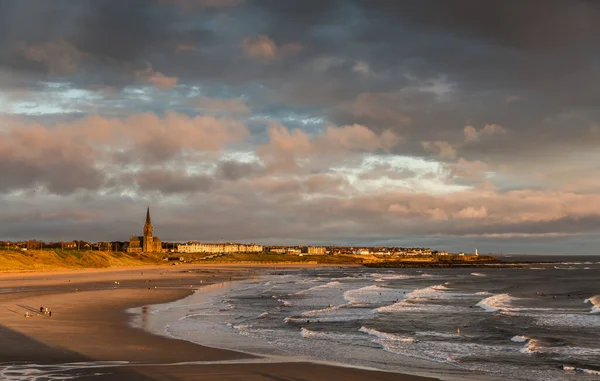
(293, 281), (342, 295)
(258, 312), (269, 318)
(563, 366), (600, 375)
(301, 304), (343, 317)
(377, 302), (470, 314)
(511, 335), (529, 343)
(343, 284), (404, 305)
(471, 273), (487, 277)
(415, 331), (462, 339)
(299, 302), (377, 322)
(284, 315), (361, 323)
(373, 274), (414, 282)
(359, 326), (416, 343)
(0, 361), (130, 381)
(584, 295), (600, 313)
(377, 283), (474, 313)
(406, 284), (453, 299)
(534, 313), (600, 328)
(300, 327), (356, 342)
(477, 293), (518, 312)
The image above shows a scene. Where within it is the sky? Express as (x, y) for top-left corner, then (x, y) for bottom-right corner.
(1, 0), (600, 254)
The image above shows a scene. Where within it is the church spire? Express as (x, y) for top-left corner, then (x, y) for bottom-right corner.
(145, 206), (151, 225)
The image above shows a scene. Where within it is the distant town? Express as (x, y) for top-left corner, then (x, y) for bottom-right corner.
(0, 207), (481, 258)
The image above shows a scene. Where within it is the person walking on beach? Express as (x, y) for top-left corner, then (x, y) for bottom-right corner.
(49, 310), (52, 318)
(40, 306), (44, 314)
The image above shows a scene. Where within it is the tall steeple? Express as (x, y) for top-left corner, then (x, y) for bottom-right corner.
(143, 206), (153, 238)
(142, 206), (154, 253)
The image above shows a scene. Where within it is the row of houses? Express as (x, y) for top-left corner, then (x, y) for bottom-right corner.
(177, 242), (263, 253)
(267, 246), (327, 255)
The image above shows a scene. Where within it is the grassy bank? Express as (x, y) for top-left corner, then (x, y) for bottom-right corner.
(0, 249), (163, 272)
(0, 249), (500, 272)
(187, 252), (365, 265)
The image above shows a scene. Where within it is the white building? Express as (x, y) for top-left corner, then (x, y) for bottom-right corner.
(178, 242), (263, 253)
(304, 246), (326, 255)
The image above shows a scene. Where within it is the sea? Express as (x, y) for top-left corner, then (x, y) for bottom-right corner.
(132, 255), (600, 381)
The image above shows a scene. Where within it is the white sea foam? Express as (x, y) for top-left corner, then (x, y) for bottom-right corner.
(511, 335), (529, 343)
(300, 327), (356, 342)
(284, 315), (361, 323)
(293, 281), (342, 295)
(471, 273), (487, 277)
(534, 313), (600, 328)
(359, 326), (416, 343)
(373, 275), (414, 282)
(0, 361), (129, 381)
(584, 295), (600, 313)
(343, 285), (404, 305)
(258, 312), (269, 318)
(406, 284), (452, 298)
(301, 304), (343, 316)
(477, 293), (517, 312)
(415, 331), (462, 339)
(376, 283), (473, 313)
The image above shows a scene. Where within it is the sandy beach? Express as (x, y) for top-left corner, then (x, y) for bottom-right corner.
(0, 265), (438, 381)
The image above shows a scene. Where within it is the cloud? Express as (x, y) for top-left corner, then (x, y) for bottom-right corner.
(455, 206), (488, 219)
(136, 64), (178, 89)
(20, 40), (83, 75)
(258, 123), (401, 172)
(135, 169), (214, 194)
(446, 158), (489, 180)
(194, 97), (249, 115)
(353, 61), (370, 76)
(242, 35), (302, 62)
(0, 112), (249, 194)
(175, 43), (197, 53)
(422, 141), (457, 159)
(216, 160), (262, 181)
(464, 124), (507, 142)
(158, 0), (245, 8)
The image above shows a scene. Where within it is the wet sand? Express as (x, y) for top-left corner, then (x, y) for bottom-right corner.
(0, 266), (438, 380)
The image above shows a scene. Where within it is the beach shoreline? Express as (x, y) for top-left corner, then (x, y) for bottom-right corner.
(0, 265), (438, 381)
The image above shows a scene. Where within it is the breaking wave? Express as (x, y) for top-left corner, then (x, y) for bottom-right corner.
(477, 293), (518, 312)
(584, 295), (600, 313)
(511, 335), (529, 343)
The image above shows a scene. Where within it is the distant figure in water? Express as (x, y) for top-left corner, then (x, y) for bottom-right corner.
(40, 306), (44, 314)
(457, 328), (461, 335)
(25, 312), (30, 318)
(49, 311), (52, 318)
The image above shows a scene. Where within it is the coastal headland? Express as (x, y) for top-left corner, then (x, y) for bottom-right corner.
(0, 265), (438, 381)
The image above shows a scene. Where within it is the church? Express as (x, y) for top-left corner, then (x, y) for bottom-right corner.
(127, 207), (162, 253)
